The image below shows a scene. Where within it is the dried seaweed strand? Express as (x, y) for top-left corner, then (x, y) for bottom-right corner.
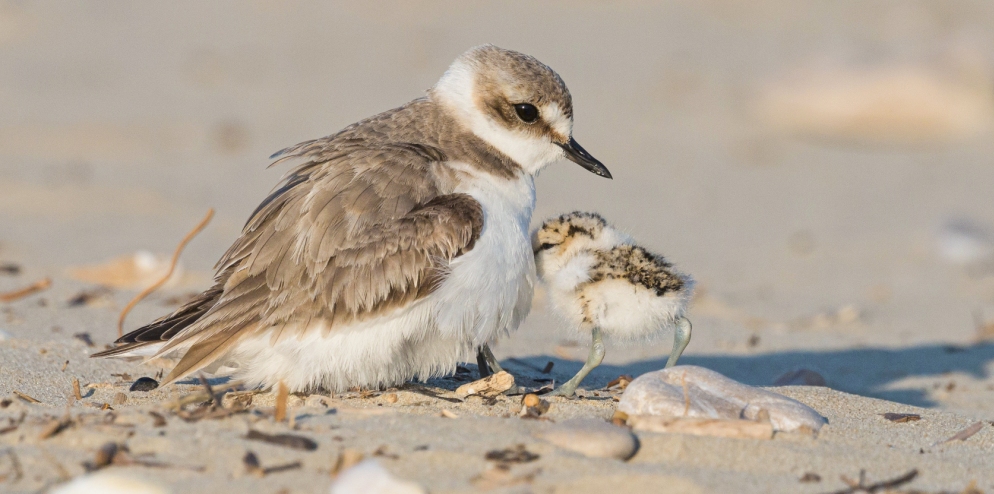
(0, 277), (51, 302)
(117, 209), (214, 337)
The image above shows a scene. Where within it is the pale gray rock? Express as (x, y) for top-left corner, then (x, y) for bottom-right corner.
(618, 365), (826, 433)
(534, 418), (639, 460)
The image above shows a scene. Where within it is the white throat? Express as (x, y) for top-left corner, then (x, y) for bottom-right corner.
(432, 59), (567, 176)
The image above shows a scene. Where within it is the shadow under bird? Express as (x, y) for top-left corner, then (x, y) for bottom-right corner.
(92, 45), (612, 392)
(533, 212), (694, 397)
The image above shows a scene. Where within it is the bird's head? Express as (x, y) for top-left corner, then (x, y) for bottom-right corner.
(432, 45), (611, 178)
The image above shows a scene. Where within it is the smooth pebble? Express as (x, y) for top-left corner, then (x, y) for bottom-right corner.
(329, 459), (426, 494)
(534, 418), (639, 460)
(129, 377), (159, 392)
(618, 365), (826, 433)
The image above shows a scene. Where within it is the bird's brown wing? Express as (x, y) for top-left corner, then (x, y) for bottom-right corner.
(95, 128), (484, 385)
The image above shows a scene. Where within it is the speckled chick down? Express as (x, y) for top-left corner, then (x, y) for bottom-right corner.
(533, 212), (694, 341)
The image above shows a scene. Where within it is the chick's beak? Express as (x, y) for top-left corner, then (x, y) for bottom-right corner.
(557, 137), (612, 179)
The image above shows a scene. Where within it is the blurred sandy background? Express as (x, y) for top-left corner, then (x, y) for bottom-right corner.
(4, 0), (994, 418)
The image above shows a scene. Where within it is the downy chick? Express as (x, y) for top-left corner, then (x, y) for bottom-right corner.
(533, 212), (694, 396)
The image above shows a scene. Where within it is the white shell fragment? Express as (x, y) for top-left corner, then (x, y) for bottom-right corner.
(534, 418), (639, 460)
(52, 472), (170, 494)
(618, 366), (826, 433)
(330, 459), (426, 494)
(455, 371), (515, 398)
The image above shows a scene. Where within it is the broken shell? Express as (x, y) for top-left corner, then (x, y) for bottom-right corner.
(455, 371), (514, 397)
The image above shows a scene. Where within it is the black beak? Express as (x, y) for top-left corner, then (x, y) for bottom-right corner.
(558, 137), (612, 179)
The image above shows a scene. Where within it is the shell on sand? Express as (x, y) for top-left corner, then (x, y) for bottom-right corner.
(618, 365), (826, 433)
(51, 472), (169, 494)
(329, 459), (426, 494)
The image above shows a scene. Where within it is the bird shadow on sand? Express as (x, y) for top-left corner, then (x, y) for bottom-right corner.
(496, 342), (994, 408)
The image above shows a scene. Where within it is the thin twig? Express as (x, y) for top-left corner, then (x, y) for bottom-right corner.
(0, 278), (51, 302)
(117, 209), (214, 337)
(275, 381), (288, 422)
(13, 391), (40, 404)
(830, 469), (918, 494)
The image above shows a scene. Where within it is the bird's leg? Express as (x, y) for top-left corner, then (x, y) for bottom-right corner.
(549, 327), (605, 397)
(478, 344), (520, 394)
(476, 347), (493, 378)
(665, 317), (692, 368)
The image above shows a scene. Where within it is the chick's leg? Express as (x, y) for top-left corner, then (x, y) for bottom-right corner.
(549, 327), (605, 397)
(665, 317), (692, 368)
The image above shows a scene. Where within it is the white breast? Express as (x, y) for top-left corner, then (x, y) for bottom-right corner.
(430, 165), (537, 346)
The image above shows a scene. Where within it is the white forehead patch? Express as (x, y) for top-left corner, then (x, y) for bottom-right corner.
(542, 102), (572, 140)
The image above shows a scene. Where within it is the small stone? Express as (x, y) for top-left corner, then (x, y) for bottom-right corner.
(519, 394), (550, 418)
(112, 392), (127, 405)
(383, 393), (398, 404)
(618, 365), (826, 433)
(329, 459), (426, 494)
(129, 377), (159, 392)
(773, 369), (827, 387)
(534, 418), (639, 460)
(303, 394), (328, 408)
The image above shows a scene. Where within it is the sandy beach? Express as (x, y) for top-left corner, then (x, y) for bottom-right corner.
(3, 1), (994, 492)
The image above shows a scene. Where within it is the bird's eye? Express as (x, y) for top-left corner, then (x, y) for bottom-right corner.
(539, 242), (557, 251)
(514, 103), (539, 123)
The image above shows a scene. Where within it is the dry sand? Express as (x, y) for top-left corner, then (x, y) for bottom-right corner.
(4, 1), (994, 492)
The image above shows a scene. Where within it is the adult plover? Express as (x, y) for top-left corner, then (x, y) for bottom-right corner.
(93, 45), (612, 392)
(533, 212), (694, 396)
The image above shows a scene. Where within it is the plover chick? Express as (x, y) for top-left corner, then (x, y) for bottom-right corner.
(533, 212), (694, 397)
(92, 45), (612, 392)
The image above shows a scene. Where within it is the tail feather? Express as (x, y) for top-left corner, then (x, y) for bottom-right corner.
(160, 325), (255, 386)
(91, 281), (224, 359)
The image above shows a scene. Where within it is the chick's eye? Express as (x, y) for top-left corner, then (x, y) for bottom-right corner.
(514, 103), (539, 123)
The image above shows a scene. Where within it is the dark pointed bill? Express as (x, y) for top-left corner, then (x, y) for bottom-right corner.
(558, 137), (612, 179)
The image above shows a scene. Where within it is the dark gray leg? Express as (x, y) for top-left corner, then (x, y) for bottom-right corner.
(479, 344), (520, 395)
(476, 347), (492, 378)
